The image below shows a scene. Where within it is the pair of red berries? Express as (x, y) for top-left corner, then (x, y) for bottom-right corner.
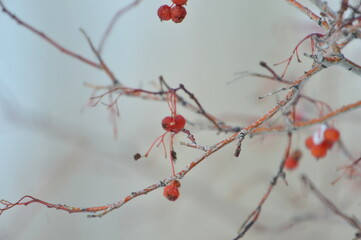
(305, 126), (340, 158)
(157, 0), (188, 23)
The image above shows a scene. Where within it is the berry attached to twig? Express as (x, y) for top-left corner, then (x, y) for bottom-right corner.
(311, 144), (327, 159)
(305, 125), (340, 159)
(324, 128), (340, 143)
(162, 114), (186, 133)
(172, 0), (188, 5)
(157, 5), (172, 21)
(285, 157), (298, 170)
(163, 180), (181, 201)
(171, 5), (187, 23)
(285, 150), (302, 170)
(305, 136), (315, 149)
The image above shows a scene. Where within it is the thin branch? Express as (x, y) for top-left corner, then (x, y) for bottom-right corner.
(336, 0), (349, 27)
(178, 84), (225, 131)
(234, 132), (293, 239)
(302, 174), (361, 236)
(80, 29), (120, 84)
(251, 99), (361, 135)
(97, 0), (141, 54)
(285, 0), (330, 30)
(0, 1), (101, 69)
(259, 61), (286, 82)
(308, 0), (337, 19)
(339, 57), (361, 77)
(1, 66), (315, 217)
(230, 71), (290, 85)
(332, 157), (361, 185)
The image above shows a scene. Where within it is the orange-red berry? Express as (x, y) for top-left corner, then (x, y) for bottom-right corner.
(324, 128), (340, 143)
(163, 180), (180, 201)
(285, 150), (302, 170)
(305, 136), (315, 149)
(311, 144), (327, 158)
(321, 140), (334, 150)
(285, 157), (298, 170)
(157, 5), (172, 21)
(172, 0), (188, 5)
(171, 5), (187, 23)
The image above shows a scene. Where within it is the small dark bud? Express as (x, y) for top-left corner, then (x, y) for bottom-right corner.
(133, 153), (141, 161)
(171, 150), (177, 162)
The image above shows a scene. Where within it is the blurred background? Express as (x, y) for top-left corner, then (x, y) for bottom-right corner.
(0, 0), (361, 239)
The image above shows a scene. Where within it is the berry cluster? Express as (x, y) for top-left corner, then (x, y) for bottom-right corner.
(305, 125), (340, 159)
(157, 0), (188, 23)
(163, 180), (181, 201)
(134, 90), (187, 201)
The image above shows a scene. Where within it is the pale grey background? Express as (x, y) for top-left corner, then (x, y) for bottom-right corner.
(1, 0), (361, 239)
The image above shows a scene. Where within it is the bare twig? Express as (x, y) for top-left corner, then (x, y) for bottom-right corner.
(285, 0), (330, 30)
(234, 132), (293, 239)
(0, 1), (101, 69)
(302, 174), (361, 237)
(309, 0), (337, 19)
(251, 99), (361, 135)
(97, 0), (141, 54)
(80, 29), (120, 84)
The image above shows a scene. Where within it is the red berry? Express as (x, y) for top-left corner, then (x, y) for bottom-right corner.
(171, 5), (187, 23)
(324, 128), (340, 143)
(157, 5), (171, 21)
(162, 116), (174, 132)
(173, 115), (186, 132)
(321, 140), (334, 150)
(285, 157), (298, 170)
(305, 136), (315, 149)
(172, 0), (188, 5)
(311, 144), (327, 158)
(291, 149), (302, 160)
(285, 150), (302, 170)
(161, 115), (186, 133)
(172, 180), (181, 188)
(163, 180), (180, 201)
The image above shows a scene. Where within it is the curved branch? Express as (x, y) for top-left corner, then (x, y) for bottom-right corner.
(0, 1), (101, 69)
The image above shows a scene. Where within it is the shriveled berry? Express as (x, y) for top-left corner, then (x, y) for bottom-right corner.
(171, 180), (181, 188)
(163, 181), (180, 201)
(171, 5), (187, 23)
(172, 0), (188, 5)
(157, 5), (171, 21)
(311, 144), (327, 158)
(324, 128), (340, 143)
